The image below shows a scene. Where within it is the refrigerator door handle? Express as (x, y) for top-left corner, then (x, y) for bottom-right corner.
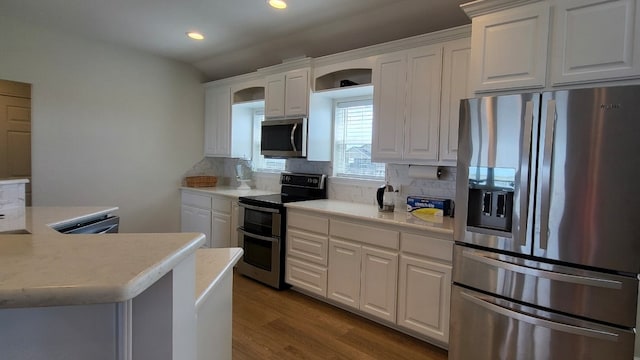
(540, 99), (557, 250)
(518, 100), (534, 247)
(459, 291), (620, 341)
(462, 249), (623, 289)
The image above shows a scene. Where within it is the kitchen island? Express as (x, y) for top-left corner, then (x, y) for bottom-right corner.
(0, 206), (240, 360)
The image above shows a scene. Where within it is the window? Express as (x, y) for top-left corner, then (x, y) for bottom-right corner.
(251, 110), (286, 172)
(333, 98), (385, 179)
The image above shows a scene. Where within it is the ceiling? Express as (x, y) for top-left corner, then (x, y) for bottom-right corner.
(1, 0), (471, 81)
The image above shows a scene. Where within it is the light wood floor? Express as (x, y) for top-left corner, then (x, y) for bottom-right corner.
(232, 272), (449, 360)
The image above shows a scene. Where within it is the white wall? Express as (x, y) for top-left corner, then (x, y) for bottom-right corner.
(0, 15), (205, 232)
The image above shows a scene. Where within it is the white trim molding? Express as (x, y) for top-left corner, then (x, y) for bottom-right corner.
(461, 0), (544, 18)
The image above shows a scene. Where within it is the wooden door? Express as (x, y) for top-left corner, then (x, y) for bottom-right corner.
(0, 80), (31, 205)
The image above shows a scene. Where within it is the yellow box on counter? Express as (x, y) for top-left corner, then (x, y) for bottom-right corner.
(406, 196), (453, 217)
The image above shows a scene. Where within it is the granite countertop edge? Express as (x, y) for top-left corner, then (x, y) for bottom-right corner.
(285, 199), (455, 239)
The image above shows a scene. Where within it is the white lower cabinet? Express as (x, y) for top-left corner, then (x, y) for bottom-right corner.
(360, 245), (398, 323)
(181, 192), (213, 248)
(327, 238), (362, 308)
(211, 196), (231, 248)
(181, 190), (235, 249)
(397, 232), (453, 344)
(230, 201), (240, 247)
(327, 220), (400, 323)
(286, 211), (330, 296)
(285, 210), (453, 346)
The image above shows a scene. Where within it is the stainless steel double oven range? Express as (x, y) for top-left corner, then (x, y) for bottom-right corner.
(236, 173), (327, 289)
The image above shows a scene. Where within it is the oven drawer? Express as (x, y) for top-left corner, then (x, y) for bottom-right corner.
(450, 285), (636, 360)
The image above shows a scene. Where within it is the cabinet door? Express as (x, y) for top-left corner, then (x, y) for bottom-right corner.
(286, 257), (328, 297)
(439, 38), (471, 164)
(327, 239), (361, 309)
(230, 202), (239, 247)
(360, 246), (398, 323)
(469, 2), (550, 92)
(372, 51), (406, 162)
(284, 69), (309, 117)
(181, 205), (212, 248)
(551, 0), (640, 85)
(211, 212), (231, 248)
(404, 45), (443, 162)
(204, 86), (231, 156)
(265, 74), (286, 118)
(397, 254), (452, 343)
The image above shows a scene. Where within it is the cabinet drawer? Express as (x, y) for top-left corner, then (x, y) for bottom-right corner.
(401, 232), (453, 262)
(182, 192), (212, 209)
(330, 220), (399, 250)
(286, 257), (327, 297)
(288, 211), (329, 234)
(211, 196), (231, 214)
(287, 229), (329, 266)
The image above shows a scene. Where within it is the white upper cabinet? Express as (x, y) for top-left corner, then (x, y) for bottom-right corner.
(204, 78), (261, 159)
(265, 68), (310, 118)
(372, 51), (407, 161)
(463, 0), (640, 91)
(372, 39), (469, 165)
(551, 0), (640, 85)
(404, 46), (443, 162)
(204, 85), (232, 157)
(468, 1), (550, 92)
(439, 38), (471, 163)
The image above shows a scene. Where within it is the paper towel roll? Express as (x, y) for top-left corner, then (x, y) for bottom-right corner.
(407, 165), (441, 180)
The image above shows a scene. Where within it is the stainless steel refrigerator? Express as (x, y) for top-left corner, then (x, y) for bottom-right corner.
(450, 86), (640, 359)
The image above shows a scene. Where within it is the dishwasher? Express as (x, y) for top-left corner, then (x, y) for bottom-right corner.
(55, 215), (120, 234)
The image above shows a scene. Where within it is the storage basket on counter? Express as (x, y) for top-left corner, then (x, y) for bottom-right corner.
(184, 176), (218, 187)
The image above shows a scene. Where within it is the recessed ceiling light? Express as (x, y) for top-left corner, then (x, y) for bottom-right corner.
(186, 32), (204, 40)
(268, 0), (287, 9)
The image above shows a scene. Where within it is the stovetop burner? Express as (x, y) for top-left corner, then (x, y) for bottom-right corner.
(239, 173), (327, 209)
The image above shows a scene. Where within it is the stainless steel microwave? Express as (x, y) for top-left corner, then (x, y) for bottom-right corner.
(261, 117), (307, 158)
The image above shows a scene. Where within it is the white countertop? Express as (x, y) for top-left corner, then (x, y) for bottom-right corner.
(194, 247), (243, 309)
(0, 178), (29, 185)
(180, 186), (277, 199)
(285, 199), (454, 239)
(0, 206), (205, 308)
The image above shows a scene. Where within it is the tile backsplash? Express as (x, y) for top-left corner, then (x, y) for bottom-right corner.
(184, 158), (457, 212)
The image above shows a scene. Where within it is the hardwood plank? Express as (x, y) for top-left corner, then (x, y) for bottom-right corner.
(232, 271), (448, 360)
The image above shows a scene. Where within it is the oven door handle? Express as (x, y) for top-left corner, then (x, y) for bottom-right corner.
(237, 228), (278, 243)
(238, 202), (280, 213)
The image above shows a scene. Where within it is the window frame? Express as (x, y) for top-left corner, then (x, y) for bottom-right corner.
(331, 96), (385, 181)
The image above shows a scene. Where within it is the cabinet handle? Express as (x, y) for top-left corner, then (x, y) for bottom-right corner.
(237, 228), (278, 243)
(238, 203), (280, 213)
(290, 123), (298, 152)
(460, 290), (619, 341)
(540, 99), (557, 251)
(462, 248), (622, 289)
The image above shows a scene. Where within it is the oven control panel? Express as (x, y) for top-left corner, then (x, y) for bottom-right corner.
(280, 173), (326, 189)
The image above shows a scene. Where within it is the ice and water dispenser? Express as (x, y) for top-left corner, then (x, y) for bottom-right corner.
(466, 167), (515, 232)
